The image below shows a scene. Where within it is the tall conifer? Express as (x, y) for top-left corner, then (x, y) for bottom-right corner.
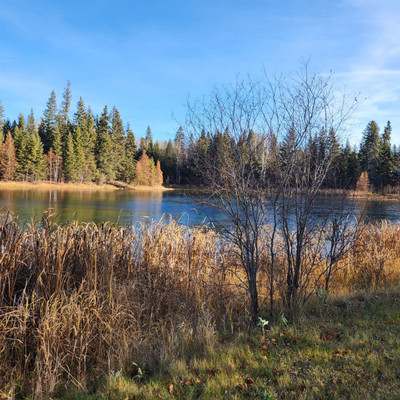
(96, 106), (115, 180)
(40, 90), (58, 153)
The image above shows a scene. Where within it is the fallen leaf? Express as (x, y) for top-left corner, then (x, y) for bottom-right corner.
(245, 377), (255, 386)
(169, 383), (174, 394)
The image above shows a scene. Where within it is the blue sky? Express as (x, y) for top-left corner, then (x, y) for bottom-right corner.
(0, 0), (399, 144)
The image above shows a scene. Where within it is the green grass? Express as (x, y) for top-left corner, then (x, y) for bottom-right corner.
(48, 290), (400, 400)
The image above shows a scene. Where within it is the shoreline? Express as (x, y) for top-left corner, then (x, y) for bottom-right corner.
(318, 189), (400, 201)
(0, 181), (174, 192)
(0, 181), (398, 199)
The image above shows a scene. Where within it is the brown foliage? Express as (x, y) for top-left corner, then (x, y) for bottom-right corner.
(156, 159), (163, 185)
(0, 211), (399, 396)
(0, 131), (17, 180)
(356, 171), (371, 193)
(135, 150), (163, 186)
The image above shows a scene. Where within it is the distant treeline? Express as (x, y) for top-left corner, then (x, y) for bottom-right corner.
(0, 83), (398, 190)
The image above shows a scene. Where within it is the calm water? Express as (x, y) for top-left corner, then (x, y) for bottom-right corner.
(0, 188), (400, 226)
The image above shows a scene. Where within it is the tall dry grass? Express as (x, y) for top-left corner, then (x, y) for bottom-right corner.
(0, 212), (399, 397)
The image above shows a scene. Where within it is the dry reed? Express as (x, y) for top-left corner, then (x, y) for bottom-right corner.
(0, 212), (399, 397)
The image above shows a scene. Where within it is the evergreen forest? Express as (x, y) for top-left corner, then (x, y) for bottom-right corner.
(0, 83), (398, 191)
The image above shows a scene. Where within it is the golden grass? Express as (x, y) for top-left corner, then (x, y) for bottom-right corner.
(0, 181), (121, 191)
(131, 184), (174, 191)
(0, 212), (399, 398)
(76, 289), (400, 400)
(0, 181), (174, 193)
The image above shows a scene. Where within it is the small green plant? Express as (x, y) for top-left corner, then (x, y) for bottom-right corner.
(259, 391), (274, 400)
(278, 313), (288, 327)
(257, 317), (269, 337)
(132, 362), (145, 379)
(110, 370), (121, 380)
(316, 288), (329, 304)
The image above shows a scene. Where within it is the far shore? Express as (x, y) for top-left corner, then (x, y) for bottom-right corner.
(0, 181), (174, 192)
(0, 181), (398, 200)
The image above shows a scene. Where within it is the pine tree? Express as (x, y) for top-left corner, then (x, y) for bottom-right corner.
(0, 131), (16, 180)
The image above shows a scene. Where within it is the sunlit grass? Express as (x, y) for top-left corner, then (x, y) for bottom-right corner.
(64, 290), (400, 400)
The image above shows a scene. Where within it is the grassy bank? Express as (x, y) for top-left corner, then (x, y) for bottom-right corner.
(0, 213), (399, 398)
(0, 181), (120, 191)
(0, 181), (173, 192)
(62, 290), (400, 400)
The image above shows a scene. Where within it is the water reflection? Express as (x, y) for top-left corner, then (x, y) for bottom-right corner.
(0, 188), (400, 226)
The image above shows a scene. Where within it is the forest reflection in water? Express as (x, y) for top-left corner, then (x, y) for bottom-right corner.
(1, 188), (400, 226)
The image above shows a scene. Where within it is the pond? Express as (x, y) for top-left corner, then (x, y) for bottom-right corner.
(0, 188), (400, 226)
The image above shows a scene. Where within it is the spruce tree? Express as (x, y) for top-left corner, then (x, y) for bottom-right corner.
(174, 126), (186, 184)
(96, 106), (115, 180)
(162, 139), (177, 184)
(380, 121), (394, 187)
(84, 109), (98, 179)
(25, 110), (45, 181)
(124, 124), (137, 183)
(144, 125), (153, 156)
(61, 81), (71, 124)
(191, 129), (209, 184)
(110, 107), (126, 180)
(152, 141), (161, 161)
(359, 121), (381, 188)
(14, 115), (28, 179)
(2, 120), (12, 138)
(41, 90), (58, 153)
(63, 131), (77, 181)
(74, 97), (87, 132)
(74, 126), (86, 181)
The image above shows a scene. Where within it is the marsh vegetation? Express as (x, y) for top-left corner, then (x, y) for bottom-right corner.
(0, 212), (399, 398)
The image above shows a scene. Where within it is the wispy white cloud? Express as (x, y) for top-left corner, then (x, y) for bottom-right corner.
(333, 0), (400, 141)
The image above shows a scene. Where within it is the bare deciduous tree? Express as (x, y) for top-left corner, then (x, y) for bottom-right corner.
(186, 63), (358, 321)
